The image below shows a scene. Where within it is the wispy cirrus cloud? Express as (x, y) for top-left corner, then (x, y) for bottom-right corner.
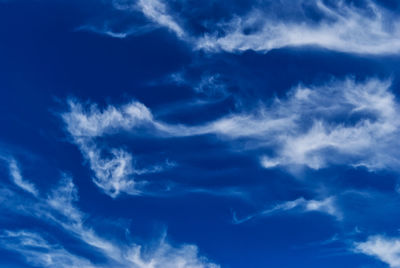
(0, 230), (96, 268)
(83, 0), (186, 40)
(254, 78), (400, 171)
(3, 157), (38, 196)
(196, 0), (400, 55)
(76, 23), (155, 39)
(87, 0), (400, 55)
(62, 100), (172, 197)
(232, 196), (340, 224)
(174, 78), (400, 171)
(0, 159), (219, 268)
(63, 77), (400, 179)
(136, 0), (185, 38)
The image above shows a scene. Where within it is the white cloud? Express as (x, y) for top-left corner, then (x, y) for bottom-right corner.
(180, 78), (399, 171)
(97, 0), (400, 55)
(0, 161), (219, 268)
(83, 145), (139, 197)
(76, 22), (157, 39)
(259, 78), (400, 170)
(62, 100), (153, 138)
(64, 78), (400, 180)
(62, 100), (167, 197)
(76, 25), (131, 39)
(193, 74), (228, 98)
(232, 196), (340, 224)
(260, 156), (281, 168)
(61, 96), (294, 197)
(77, 0), (185, 40)
(136, 0), (185, 37)
(7, 158), (38, 196)
(304, 197), (338, 217)
(355, 235), (400, 268)
(0, 231), (96, 268)
(196, 0), (400, 54)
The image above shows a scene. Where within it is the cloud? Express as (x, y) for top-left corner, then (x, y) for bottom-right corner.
(163, 77), (400, 171)
(82, 145), (140, 197)
(76, 25), (136, 39)
(62, 100), (153, 138)
(90, 0), (400, 55)
(196, 0), (400, 55)
(0, 160), (219, 268)
(232, 196), (340, 224)
(100, 0), (186, 39)
(62, 100), (167, 197)
(63, 142), (136, 198)
(6, 158), (38, 196)
(354, 235), (400, 268)
(61, 96), (290, 196)
(254, 78), (400, 170)
(136, 0), (185, 38)
(0, 231), (96, 268)
(64, 77), (400, 176)
(162, 72), (230, 101)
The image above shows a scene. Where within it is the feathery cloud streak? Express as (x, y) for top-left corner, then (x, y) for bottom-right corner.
(0, 156), (39, 196)
(232, 196), (340, 224)
(104, 0), (400, 55)
(0, 159), (219, 268)
(62, 101), (166, 197)
(63, 78), (400, 186)
(196, 0), (400, 54)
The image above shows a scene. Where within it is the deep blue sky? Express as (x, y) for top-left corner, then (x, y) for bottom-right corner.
(1, 0), (400, 267)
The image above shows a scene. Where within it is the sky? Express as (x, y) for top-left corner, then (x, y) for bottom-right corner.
(1, 0), (400, 267)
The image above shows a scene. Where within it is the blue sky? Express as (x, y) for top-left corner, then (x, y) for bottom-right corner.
(1, 0), (400, 267)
